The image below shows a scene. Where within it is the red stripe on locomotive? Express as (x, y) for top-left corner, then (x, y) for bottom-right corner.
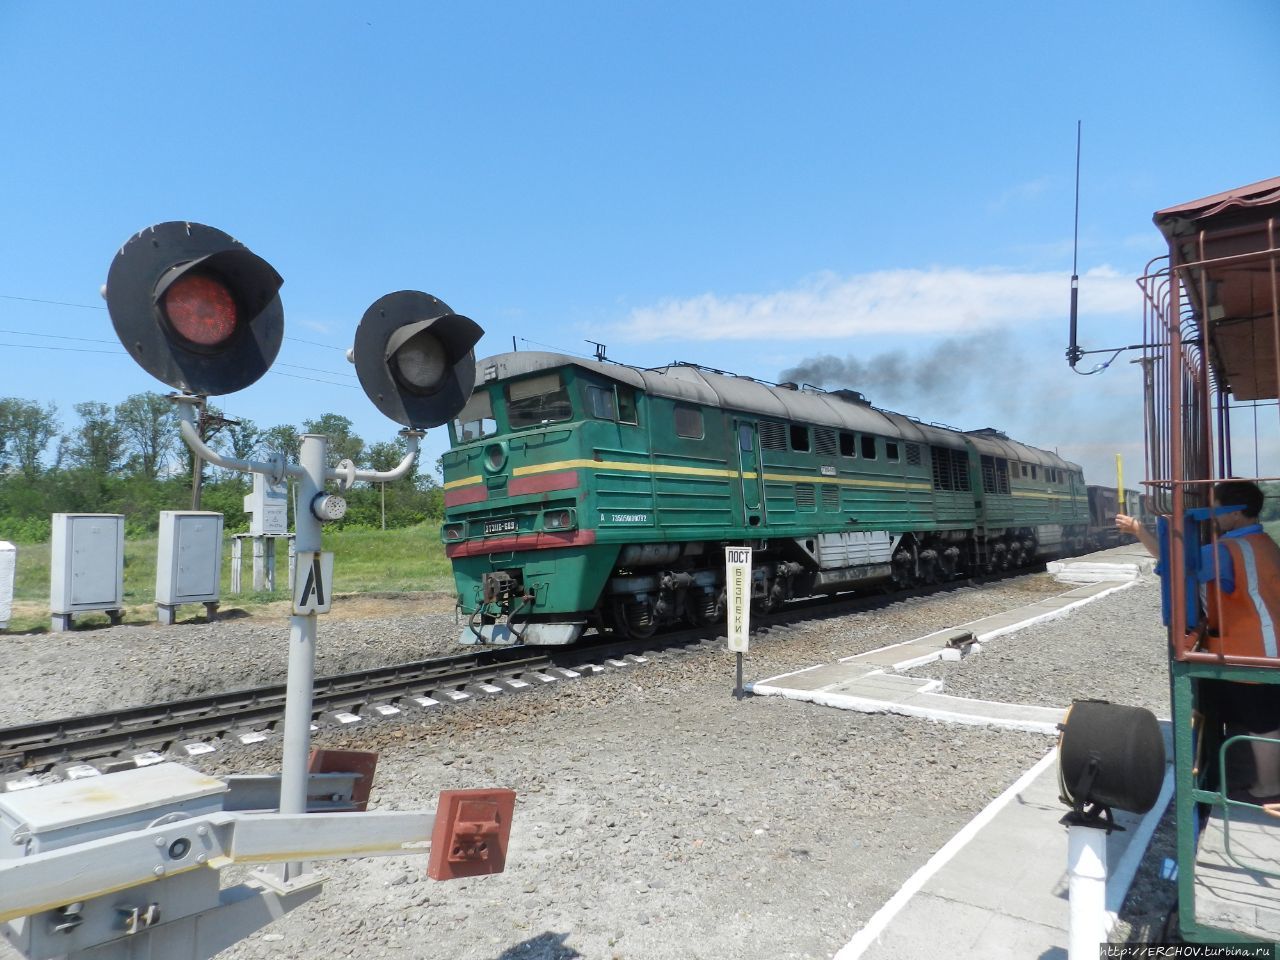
(508, 470), (580, 497)
(444, 485), (488, 507)
(445, 528), (596, 558)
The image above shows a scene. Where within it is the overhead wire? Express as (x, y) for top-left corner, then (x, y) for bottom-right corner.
(0, 290), (359, 382)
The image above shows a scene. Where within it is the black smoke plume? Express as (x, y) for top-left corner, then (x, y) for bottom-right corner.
(778, 332), (1014, 411)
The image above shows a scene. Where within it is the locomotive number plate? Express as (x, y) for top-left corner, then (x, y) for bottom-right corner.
(483, 518), (519, 535)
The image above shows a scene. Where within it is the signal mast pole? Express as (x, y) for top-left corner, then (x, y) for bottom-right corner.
(172, 402), (422, 876)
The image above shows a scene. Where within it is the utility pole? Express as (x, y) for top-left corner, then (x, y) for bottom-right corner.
(191, 404), (240, 509)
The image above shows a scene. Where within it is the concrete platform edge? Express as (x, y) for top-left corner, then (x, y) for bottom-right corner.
(832, 750), (1059, 960)
(749, 683), (1064, 735)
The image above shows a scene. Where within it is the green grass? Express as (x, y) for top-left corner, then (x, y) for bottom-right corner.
(3, 522), (453, 634)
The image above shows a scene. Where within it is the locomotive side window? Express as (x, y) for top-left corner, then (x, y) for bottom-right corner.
(885, 441), (900, 463)
(861, 435), (877, 459)
(617, 386), (638, 424)
(587, 385), (617, 420)
(452, 389), (497, 443)
(739, 424), (754, 451)
(1030, 465), (1038, 480)
(674, 404), (704, 439)
(1020, 464), (1028, 478)
(507, 373), (572, 428)
(839, 432), (856, 457)
(789, 424), (811, 452)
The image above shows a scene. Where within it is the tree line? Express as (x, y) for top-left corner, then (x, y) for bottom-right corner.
(0, 393), (445, 542)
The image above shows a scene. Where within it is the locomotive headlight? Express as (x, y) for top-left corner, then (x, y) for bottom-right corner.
(442, 522), (466, 542)
(543, 509), (575, 531)
(484, 442), (507, 473)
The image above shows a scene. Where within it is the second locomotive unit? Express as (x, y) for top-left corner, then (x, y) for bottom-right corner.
(441, 352), (1090, 644)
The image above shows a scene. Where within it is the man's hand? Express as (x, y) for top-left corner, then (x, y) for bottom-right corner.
(1116, 513), (1158, 557)
(1116, 513), (1140, 535)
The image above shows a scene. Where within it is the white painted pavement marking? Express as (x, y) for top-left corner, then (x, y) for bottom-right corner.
(834, 751), (1058, 960)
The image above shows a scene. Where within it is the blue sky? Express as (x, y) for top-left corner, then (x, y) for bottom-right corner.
(2, 1), (1278, 487)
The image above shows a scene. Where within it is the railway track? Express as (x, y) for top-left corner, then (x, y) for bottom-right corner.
(0, 565), (1047, 776)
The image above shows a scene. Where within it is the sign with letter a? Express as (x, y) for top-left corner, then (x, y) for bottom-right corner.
(725, 546), (752, 652)
(293, 551), (335, 614)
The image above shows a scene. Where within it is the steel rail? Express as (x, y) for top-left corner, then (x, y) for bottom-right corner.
(0, 561), (1052, 775)
(0, 646), (554, 773)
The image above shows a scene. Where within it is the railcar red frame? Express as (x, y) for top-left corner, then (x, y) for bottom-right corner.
(1140, 176), (1280, 946)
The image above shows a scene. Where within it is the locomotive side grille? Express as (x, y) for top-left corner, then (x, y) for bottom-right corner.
(814, 428), (838, 456)
(760, 421), (787, 450)
(822, 484), (840, 510)
(980, 455), (1011, 495)
(796, 483), (817, 511)
(906, 443), (921, 466)
(930, 446), (972, 492)
(932, 447), (949, 490)
(981, 455), (997, 494)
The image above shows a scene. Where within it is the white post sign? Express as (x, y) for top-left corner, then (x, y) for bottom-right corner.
(293, 551), (335, 615)
(726, 546), (752, 653)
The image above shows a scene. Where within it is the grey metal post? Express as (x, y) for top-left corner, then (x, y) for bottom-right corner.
(231, 537), (243, 594)
(279, 434), (326, 880)
(252, 537), (265, 591)
(265, 537), (277, 592)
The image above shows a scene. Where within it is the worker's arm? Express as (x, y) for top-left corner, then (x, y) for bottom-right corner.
(1116, 513), (1158, 558)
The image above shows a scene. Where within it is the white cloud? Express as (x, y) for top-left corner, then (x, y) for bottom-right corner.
(620, 266), (1136, 342)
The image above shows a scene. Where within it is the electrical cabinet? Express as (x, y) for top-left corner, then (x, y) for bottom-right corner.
(244, 474), (288, 535)
(156, 511), (224, 624)
(49, 514), (125, 631)
(0, 541), (14, 631)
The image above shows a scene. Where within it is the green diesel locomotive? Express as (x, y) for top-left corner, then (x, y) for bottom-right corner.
(441, 351), (1089, 644)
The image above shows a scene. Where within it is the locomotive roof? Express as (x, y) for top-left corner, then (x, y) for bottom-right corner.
(476, 351), (1080, 471)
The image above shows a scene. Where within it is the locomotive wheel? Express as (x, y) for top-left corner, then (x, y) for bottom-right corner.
(685, 590), (722, 627)
(611, 599), (657, 639)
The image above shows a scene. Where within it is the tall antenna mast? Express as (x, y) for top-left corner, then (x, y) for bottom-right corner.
(1066, 120), (1084, 367)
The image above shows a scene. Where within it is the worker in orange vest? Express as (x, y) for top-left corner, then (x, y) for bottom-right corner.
(1118, 479), (1280, 804)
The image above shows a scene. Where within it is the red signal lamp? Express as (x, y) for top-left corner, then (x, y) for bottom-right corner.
(105, 221), (284, 395)
(160, 272), (240, 347)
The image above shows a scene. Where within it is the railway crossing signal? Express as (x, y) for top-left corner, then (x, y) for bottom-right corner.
(9, 222), (512, 960)
(350, 290), (483, 429)
(104, 221), (284, 395)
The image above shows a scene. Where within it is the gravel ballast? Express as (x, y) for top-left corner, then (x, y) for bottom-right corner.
(0, 571), (1176, 959)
